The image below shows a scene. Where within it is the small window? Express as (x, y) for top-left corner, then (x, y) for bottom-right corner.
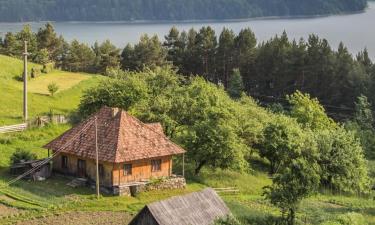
(151, 159), (162, 172)
(124, 164), (132, 176)
(61, 155), (68, 169)
(99, 164), (105, 178)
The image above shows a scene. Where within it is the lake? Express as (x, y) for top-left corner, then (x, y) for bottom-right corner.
(0, 2), (375, 59)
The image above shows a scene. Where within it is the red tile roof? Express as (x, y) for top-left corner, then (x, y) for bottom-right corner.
(44, 106), (185, 163)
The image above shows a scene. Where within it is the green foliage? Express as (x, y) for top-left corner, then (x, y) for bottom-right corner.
(227, 69), (244, 99)
(47, 82), (59, 96)
(10, 148), (37, 165)
(121, 35), (167, 71)
(287, 91), (336, 130)
(316, 128), (370, 193)
(215, 216), (242, 225)
(259, 116), (307, 174)
(354, 95), (374, 130)
(79, 67), (269, 174)
(0, 0), (367, 22)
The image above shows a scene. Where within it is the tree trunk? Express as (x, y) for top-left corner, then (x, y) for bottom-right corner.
(195, 160), (206, 175)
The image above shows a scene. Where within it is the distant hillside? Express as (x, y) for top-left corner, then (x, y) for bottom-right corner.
(0, 54), (102, 126)
(0, 0), (367, 22)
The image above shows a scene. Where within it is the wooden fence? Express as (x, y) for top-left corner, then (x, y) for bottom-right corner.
(0, 123), (27, 134)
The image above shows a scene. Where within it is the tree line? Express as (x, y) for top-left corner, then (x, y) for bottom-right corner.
(1, 23), (374, 118)
(0, 0), (367, 22)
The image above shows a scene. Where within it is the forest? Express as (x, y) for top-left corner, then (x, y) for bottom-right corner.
(0, 0), (368, 22)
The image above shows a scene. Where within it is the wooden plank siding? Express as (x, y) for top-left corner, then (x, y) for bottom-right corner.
(53, 153), (172, 187)
(113, 156), (172, 186)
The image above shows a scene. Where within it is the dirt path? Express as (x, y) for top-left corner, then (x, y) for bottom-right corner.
(0, 204), (22, 217)
(16, 211), (133, 225)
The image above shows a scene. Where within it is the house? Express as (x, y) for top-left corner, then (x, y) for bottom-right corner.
(129, 188), (231, 225)
(43, 106), (185, 194)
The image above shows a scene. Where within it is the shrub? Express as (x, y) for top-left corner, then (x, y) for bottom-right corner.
(10, 148), (37, 164)
(336, 212), (367, 225)
(42, 62), (54, 74)
(47, 82), (59, 96)
(215, 216), (242, 225)
(31, 67), (41, 78)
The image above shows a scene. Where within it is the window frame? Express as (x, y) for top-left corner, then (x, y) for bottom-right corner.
(124, 164), (132, 176)
(151, 159), (162, 172)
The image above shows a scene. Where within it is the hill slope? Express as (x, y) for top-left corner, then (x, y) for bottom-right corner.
(0, 55), (103, 126)
(0, 0), (367, 22)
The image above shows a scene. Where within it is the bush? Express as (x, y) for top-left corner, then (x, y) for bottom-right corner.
(10, 148), (37, 164)
(42, 62), (54, 74)
(336, 212), (367, 225)
(215, 216), (242, 225)
(47, 82), (59, 96)
(31, 67), (41, 78)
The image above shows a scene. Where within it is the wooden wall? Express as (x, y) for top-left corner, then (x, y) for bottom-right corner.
(53, 153), (173, 187)
(113, 156), (172, 185)
(53, 153), (113, 187)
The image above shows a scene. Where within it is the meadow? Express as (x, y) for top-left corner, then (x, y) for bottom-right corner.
(0, 55), (102, 126)
(0, 125), (374, 224)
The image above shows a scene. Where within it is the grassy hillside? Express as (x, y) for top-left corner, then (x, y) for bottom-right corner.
(0, 55), (103, 126)
(0, 125), (373, 224)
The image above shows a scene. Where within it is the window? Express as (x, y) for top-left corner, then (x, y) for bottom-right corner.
(124, 164), (132, 176)
(99, 164), (105, 178)
(61, 155), (68, 169)
(151, 159), (162, 172)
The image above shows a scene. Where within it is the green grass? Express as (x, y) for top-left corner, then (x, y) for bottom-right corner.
(0, 54), (104, 126)
(0, 125), (374, 224)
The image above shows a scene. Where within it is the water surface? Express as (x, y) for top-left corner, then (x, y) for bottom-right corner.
(0, 3), (374, 59)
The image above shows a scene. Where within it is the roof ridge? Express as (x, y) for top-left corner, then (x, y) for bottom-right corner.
(113, 109), (124, 162)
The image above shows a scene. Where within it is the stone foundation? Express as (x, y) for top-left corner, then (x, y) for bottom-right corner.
(114, 176), (186, 196)
(146, 176), (186, 191)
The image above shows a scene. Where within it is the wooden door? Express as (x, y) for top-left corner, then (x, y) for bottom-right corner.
(77, 159), (86, 178)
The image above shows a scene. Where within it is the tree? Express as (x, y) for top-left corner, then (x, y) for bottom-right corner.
(48, 82), (59, 96)
(194, 27), (218, 82)
(121, 35), (167, 71)
(316, 127), (370, 193)
(227, 69), (244, 99)
(36, 23), (60, 61)
(235, 28), (257, 91)
(262, 120), (320, 224)
(173, 78), (247, 174)
(287, 91), (336, 130)
(217, 28), (236, 88)
(259, 116), (306, 174)
(354, 95), (374, 130)
(63, 40), (95, 72)
(93, 40), (120, 74)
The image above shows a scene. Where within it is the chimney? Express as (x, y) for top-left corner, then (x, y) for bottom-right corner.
(112, 107), (119, 117)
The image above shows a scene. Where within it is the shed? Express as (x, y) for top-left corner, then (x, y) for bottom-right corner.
(10, 159), (52, 181)
(129, 188), (231, 225)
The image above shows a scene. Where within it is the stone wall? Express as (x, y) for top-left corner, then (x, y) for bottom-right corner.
(146, 176), (186, 191)
(114, 176), (186, 196)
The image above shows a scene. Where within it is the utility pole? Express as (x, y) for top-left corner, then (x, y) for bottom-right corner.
(182, 153), (185, 177)
(23, 41), (29, 122)
(95, 117), (100, 199)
